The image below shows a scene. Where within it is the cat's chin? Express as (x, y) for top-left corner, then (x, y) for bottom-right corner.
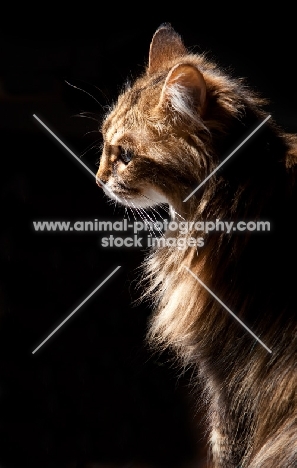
(115, 187), (169, 209)
(139, 186), (170, 208)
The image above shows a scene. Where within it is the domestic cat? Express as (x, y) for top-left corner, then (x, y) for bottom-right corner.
(96, 24), (297, 467)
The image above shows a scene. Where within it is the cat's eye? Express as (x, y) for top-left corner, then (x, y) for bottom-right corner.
(119, 147), (133, 164)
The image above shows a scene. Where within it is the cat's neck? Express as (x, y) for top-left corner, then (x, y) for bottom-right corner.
(171, 114), (291, 221)
(146, 118), (297, 365)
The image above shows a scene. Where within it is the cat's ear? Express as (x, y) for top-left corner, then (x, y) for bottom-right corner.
(148, 23), (187, 74)
(158, 63), (207, 117)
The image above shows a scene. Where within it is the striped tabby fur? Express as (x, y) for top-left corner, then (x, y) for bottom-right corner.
(96, 24), (297, 467)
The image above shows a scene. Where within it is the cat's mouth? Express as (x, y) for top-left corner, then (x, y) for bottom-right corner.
(96, 177), (141, 205)
(97, 177), (169, 209)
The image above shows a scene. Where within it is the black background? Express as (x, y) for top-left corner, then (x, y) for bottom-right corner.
(0, 6), (296, 468)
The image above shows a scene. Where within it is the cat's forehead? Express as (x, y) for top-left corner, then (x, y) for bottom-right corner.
(106, 126), (136, 147)
(105, 74), (164, 117)
(102, 81), (161, 143)
(103, 103), (141, 145)
(103, 105), (153, 149)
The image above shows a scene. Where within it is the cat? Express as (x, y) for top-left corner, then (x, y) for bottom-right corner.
(96, 24), (297, 467)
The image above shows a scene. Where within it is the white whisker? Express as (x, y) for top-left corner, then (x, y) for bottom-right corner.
(124, 206), (131, 222)
(65, 80), (107, 110)
(171, 209), (186, 221)
(138, 208), (159, 239)
(136, 199), (164, 238)
(128, 202), (139, 223)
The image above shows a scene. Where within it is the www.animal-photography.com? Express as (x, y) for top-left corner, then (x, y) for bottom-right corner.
(1, 7), (296, 468)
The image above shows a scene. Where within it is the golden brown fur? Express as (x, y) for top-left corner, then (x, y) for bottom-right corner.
(96, 24), (297, 467)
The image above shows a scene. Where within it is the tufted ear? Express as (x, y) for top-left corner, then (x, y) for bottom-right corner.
(148, 23), (187, 74)
(158, 63), (207, 118)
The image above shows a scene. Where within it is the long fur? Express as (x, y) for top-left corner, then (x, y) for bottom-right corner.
(96, 24), (297, 467)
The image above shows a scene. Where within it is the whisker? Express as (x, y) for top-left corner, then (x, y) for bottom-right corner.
(131, 204), (157, 238)
(148, 206), (167, 226)
(75, 112), (100, 122)
(171, 209), (186, 221)
(80, 139), (103, 159)
(140, 194), (184, 222)
(124, 206), (131, 222)
(131, 203), (147, 224)
(138, 208), (159, 239)
(139, 195), (164, 221)
(139, 207), (164, 238)
(65, 80), (106, 110)
(128, 202), (138, 223)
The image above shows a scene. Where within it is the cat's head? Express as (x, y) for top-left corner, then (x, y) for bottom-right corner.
(96, 24), (251, 212)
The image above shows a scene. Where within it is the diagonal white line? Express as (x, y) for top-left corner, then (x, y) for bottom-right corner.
(32, 266), (121, 354)
(183, 115), (271, 202)
(33, 114), (272, 354)
(33, 114), (97, 179)
(33, 114), (122, 203)
(184, 266), (272, 353)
